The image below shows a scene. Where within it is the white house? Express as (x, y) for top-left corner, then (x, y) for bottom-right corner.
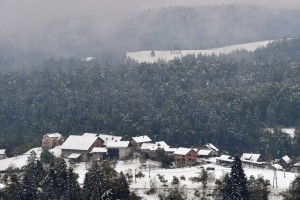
(241, 153), (267, 168)
(106, 141), (131, 159)
(60, 135), (102, 161)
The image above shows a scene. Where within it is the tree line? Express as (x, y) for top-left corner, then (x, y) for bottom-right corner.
(0, 38), (300, 159)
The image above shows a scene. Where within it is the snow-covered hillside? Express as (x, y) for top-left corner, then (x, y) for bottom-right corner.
(126, 40), (274, 63)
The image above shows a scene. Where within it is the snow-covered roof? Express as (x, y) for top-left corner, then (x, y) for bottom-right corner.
(155, 141), (169, 148)
(292, 162), (300, 167)
(203, 143), (219, 152)
(90, 147), (108, 153)
(61, 135), (98, 151)
(282, 155), (292, 164)
(0, 149), (5, 155)
(165, 148), (177, 152)
(68, 153), (81, 159)
(219, 155), (232, 160)
(43, 133), (62, 140)
(82, 133), (98, 137)
(241, 153), (262, 162)
(198, 149), (213, 156)
(106, 141), (130, 148)
(174, 147), (194, 155)
(272, 164), (283, 170)
(140, 143), (156, 150)
(131, 135), (152, 143)
(99, 134), (122, 145)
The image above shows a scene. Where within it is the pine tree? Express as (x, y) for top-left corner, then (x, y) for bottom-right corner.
(221, 173), (233, 200)
(229, 155), (249, 200)
(19, 172), (38, 200)
(281, 175), (300, 200)
(57, 158), (68, 196)
(41, 161), (57, 200)
(83, 162), (107, 200)
(112, 171), (130, 200)
(62, 167), (81, 200)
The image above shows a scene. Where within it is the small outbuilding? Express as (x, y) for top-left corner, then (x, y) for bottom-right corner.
(42, 133), (64, 150)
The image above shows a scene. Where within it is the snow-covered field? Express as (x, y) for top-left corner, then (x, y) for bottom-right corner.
(0, 147), (297, 199)
(73, 158), (296, 200)
(126, 40), (274, 63)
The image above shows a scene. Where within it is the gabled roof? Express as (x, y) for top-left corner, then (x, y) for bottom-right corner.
(106, 141), (130, 148)
(164, 147), (177, 152)
(203, 143), (219, 152)
(0, 149), (5, 155)
(43, 133), (62, 140)
(90, 147), (108, 153)
(282, 155), (292, 164)
(68, 153), (81, 159)
(99, 134), (122, 146)
(174, 147), (194, 155)
(61, 135), (98, 151)
(198, 149), (213, 156)
(272, 164), (283, 170)
(241, 153), (262, 162)
(82, 133), (98, 137)
(292, 162), (300, 167)
(155, 141), (169, 148)
(131, 135), (152, 143)
(219, 155), (232, 160)
(140, 143), (156, 150)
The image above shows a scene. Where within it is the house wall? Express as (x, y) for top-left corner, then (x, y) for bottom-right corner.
(119, 148), (131, 159)
(42, 136), (54, 150)
(92, 138), (103, 148)
(92, 152), (106, 161)
(175, 150), (197, 166)
(61, 149), (89, 162)
(0, 154), (6, 160)
(130, 140), (140, 151)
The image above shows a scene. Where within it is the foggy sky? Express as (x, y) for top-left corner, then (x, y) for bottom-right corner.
(1, 0), (300, 38)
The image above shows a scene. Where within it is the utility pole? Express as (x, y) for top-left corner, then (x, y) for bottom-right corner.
(135, 168), (137, 183)
(149, 163), (150, 178)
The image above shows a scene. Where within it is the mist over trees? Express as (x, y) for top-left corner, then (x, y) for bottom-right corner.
(1, 5), (300, 70)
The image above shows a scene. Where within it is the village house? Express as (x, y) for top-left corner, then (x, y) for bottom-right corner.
(174, 147), (197, 166)
(216, 155), (234, 166)
(288, 162), (300, 173)
(41, 133), (64, 150)
(131, 135), (152, 151)
(106, 141), (131, 159)
(198, 143), (219, 157)
(90, 147), (108, 161)
(241, 153), (267, 168)
(0, 149), (6, 160)
(140, 141), (173, 159)
(278, 155), (292, 169)
(60, 135), (102, 162)
(99, 134), (122, 146)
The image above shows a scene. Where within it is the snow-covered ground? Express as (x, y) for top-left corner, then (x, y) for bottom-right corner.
(0, 146), (62, 171)
(0, 147), (296, 199)
(126, 40), (274, 63)
(73, 158), (296, 200)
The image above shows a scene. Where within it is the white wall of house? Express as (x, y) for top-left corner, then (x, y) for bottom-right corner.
(119, 148), (131, 159)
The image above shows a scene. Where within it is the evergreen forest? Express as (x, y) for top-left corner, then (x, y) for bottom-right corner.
(1, 38), (300, 160)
